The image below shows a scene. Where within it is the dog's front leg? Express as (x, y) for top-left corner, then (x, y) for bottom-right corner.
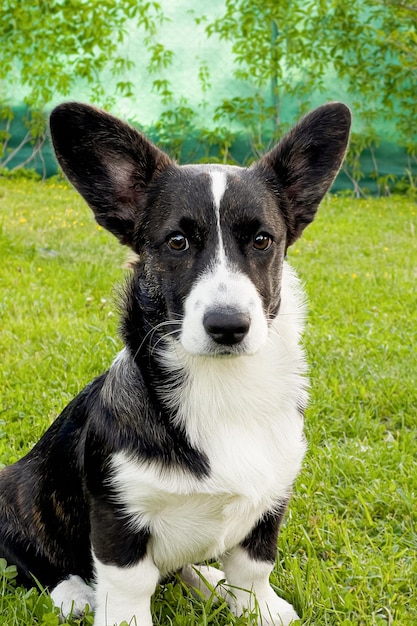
(88, 494), (160, 626)
(93, 553), (160, 626)
(222, 509), (300, 626)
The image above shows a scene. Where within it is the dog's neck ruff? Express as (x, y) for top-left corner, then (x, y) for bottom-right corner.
(154, 261), (308, 448)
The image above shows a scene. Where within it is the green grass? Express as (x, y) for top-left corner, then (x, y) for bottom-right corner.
(0, 178), (416, 625)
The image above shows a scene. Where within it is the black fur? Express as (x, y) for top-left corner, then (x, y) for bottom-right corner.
(240, 503), (289, 563)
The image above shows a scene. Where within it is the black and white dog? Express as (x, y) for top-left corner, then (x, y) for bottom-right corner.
(0, 102), (350, 625)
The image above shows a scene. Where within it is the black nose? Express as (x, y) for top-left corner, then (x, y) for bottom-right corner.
(203, 309), (251, 346)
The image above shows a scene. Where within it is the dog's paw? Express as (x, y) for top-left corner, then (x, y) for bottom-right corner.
(257, 595), (300, 626)
(51, 574), (95, 619)
(181, 564), (225, 598)
(229, 587), (300, 626)
(181, 564), (232, 602)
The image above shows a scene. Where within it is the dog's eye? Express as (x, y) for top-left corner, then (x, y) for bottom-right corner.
(167, 233), (190, 252)
(253, 233), (273, 251)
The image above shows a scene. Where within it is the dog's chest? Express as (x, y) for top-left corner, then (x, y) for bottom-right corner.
(110, 388), (305, 574)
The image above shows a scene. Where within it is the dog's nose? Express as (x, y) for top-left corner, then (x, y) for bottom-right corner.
(203, 309), (251, 346)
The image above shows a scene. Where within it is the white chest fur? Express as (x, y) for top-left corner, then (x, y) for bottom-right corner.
(110, 263), (308, 575)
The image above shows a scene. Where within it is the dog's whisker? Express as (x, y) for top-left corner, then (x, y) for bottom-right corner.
(267, 327), (282, 340)
(150, 329), (181, 356)
(133, 320), (182, 361)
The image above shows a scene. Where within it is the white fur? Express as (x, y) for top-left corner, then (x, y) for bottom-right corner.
(109, 261), (307, 573)
(93, 553), (159, 626)
(51, 575), (95, 619)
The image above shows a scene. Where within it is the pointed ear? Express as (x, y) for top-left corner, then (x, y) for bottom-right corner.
(49, 103), (172, 246)
(255, 102), (351, 247)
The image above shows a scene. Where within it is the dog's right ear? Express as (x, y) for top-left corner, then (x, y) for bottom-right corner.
(254, 102), (351, 247)
(50, 103), (173, 246)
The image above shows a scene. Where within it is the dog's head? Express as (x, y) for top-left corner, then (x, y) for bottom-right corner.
(50, 103), (350, 358)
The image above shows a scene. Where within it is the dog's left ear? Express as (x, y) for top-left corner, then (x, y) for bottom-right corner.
(50, 103), (173, 247)
(255, 102), (351, 247)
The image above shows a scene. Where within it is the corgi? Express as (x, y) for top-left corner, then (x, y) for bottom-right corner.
(0, 102), (351, 625)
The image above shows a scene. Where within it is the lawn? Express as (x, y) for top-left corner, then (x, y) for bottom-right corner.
(0, 178), (416, 625)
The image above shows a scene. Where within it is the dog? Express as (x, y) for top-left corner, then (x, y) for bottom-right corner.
(0, 102), (350, 625)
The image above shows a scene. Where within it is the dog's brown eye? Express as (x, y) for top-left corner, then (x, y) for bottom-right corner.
(167, 233), (189, 252)
(253, 233), (273, 251)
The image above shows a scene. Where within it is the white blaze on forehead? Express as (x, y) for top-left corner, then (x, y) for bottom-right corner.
(209, 169), (228, 264)
(210, 169), (227, 210)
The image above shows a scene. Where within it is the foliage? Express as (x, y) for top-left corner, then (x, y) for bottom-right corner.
(0, 0), (167, 108)
(1, 180), (416, 624)
(205, 0), (320, 154)
(0, 0), (169, 175)
(203, 0), (417, 189)
(308, 0), (417, 192)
